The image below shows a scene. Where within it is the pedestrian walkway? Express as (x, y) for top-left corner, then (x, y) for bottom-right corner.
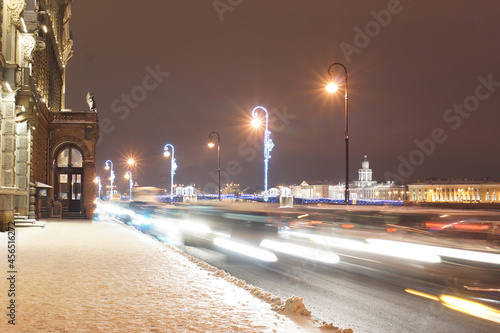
(0, 219), (350, 332)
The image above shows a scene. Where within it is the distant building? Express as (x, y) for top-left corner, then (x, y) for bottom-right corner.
(292, 180), (331, 198)
(175, 186), (196, 196)
(408, 178), (500, 203)
(290, 155), (405, 200)
(222, 182), (241, 195)
(268, 187), (279, 197)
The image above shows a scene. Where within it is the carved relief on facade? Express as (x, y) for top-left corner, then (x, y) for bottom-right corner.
(7, 0), (25, 28)
(21, 33), (36, 64)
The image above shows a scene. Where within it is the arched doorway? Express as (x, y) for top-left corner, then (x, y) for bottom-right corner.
(54, 145), (84, 213)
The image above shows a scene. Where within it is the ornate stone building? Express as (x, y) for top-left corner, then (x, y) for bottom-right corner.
(1, 0), (99, 231)
(329, 155), (405, 201)
(288, 155), (405, 201)
(408, 178), (500, 203)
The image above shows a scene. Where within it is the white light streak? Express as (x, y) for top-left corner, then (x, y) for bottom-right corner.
(367, 239), (500, 265)
(214, 238), (277, 262)
(260, 239), (339, 264)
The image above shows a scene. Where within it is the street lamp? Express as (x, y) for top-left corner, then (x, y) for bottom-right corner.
(163, 144), (177, 203)
(251, 106), (274, 202)
(327, 62), (349, 205)
(104, 160), (115, 200)
(127, 158), (138, 188)
(208, 131), (221, 201)
(125, 171), (133, 201)
(94, 176), (101, 199)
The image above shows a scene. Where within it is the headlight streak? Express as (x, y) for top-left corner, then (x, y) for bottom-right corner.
(405, 288), (439, 301)
(283, 231), (441, 263)
(182, 221), (212, 235)
(363, 238), (441, 263)
(150, 218), (180, 235)
(367, 239), (500, 265)
(405, 289), (500, 324)
(260, 239), (340, 264)
(213, 238), (278, 262)
(132, 214), (152, 226)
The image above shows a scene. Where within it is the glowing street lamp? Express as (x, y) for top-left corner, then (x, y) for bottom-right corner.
(104, 160), (115, 200)
(251, 106), (274, 202)
(208, 131), (221, 201)
(326, 62), (349, 205)
(127, 157), (138, 188)
(163, 144), (177, 203)
(94, 176), (102, 199)
(125, 171), (133, 201)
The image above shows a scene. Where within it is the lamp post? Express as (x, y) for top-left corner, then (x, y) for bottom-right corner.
(251, 106), (274, 202)
(208, 131), (221, 201)
(326, 62), (349, 205)
(163, 144), (177, 203)
(127, 158), (137, 185)
(104, 160), (115, 200)
(125, 171), (133, 201)
(94, 176), (101, 199)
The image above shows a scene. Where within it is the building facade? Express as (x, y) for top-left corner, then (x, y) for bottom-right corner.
(1, 0), (98, 231)
(408, 179), (500, 203)
(289, 155), (405, 201)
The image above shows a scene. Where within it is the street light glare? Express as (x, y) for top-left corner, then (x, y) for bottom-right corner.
(124, 173), (130, 179)
(164, 151), (170, 157)
(251, 118), (261, 128)
(208, 141), (215, 148)
(326, 82), (338, 93)
(104, 165), (109, 170)
(127, 158), (135, 165)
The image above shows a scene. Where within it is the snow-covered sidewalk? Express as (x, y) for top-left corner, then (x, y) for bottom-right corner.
(0, 219), (350, 332)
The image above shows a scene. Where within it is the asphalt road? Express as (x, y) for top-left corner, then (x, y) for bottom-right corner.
(101, 200), (500, 332)
(182, 244), (500, 333)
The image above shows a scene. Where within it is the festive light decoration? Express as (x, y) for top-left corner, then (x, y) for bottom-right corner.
(251, 106), (274, 202)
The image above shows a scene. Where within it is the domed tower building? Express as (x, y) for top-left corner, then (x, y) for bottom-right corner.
(356, 154), (375, 187)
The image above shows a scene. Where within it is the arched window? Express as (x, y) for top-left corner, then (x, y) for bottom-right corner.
(57, 147), (83, 168)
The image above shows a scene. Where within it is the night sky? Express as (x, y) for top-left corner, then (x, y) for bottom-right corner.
(65, 0), (500, 192)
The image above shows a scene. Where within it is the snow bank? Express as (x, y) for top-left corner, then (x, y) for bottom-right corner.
(166, 229), (354, 332)
(272, 296), (311, 316)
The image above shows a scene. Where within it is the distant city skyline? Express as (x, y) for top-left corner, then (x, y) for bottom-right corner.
(66, 1), (500, 190)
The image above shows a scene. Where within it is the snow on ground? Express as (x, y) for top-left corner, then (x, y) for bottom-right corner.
(0, 219), (353, 332)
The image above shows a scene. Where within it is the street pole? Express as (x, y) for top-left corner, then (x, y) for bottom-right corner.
(327, 63), (349, 205)
(94, 176), (101, 199)
(105, 160), (114, 201)
(252, 106), (274, 202)
(125, 171), (133, 201)
(208, 132), (221, 201)
(163, 144), (177, 204)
